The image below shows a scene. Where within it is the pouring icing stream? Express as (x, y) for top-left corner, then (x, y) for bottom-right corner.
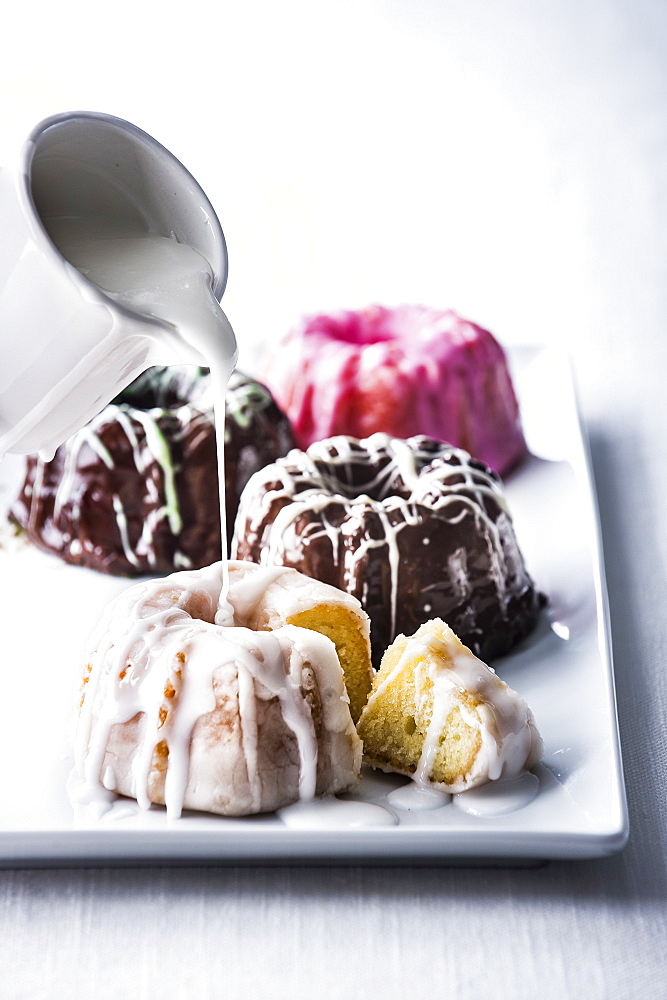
(43, 217), (239, 618)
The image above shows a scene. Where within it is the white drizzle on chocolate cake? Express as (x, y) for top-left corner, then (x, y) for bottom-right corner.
(11, 370), (296, 575)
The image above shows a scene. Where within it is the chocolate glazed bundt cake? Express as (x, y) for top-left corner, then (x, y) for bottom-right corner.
(11, 367), (296, 575)
(232, 433), (543, 667)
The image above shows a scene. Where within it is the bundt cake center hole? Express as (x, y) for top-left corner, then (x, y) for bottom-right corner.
(318, 469), (411, 503)
(113, 366), (208, 410)
(322, 312), (394, 347)
(311, 450), (413, 502)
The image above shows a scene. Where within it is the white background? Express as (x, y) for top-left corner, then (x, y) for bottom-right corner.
(1, 1), (666, 997)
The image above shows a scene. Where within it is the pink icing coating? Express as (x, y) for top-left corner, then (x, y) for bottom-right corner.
(262, 305), (526, 475)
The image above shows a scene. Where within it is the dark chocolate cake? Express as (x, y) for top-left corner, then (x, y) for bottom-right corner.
(231, 434), (542, 666)
(11, 367), (296, 575)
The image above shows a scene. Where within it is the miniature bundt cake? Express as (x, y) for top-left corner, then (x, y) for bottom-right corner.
(74, 560), (374, 817)
(232, 433), (542, 667)
(11, 367), (296, 575)
(261, 304), (527, 475)
(356, 618), (542, 792)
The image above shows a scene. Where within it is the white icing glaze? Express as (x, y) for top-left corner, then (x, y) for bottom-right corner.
(224, 559), (373, 641)
(386, 782), (451, 811)
(225, 564), (298, 621)
(74, 561), (363, 818)
(278, 797), (396, 829)
(453, 772), (540, 816)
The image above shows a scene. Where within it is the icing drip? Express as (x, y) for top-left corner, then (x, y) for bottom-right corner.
(129, 410), (182, 535)
(111, 494), (142, 570)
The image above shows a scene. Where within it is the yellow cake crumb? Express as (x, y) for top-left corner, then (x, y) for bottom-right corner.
(357, 618), (541, 793)
(287, 604), (373, 722)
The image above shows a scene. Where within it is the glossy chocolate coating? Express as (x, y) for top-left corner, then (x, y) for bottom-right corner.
(232, 435), (543, 666)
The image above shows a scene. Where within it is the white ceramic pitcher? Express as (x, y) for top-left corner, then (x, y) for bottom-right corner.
(0, 111), (228, 459)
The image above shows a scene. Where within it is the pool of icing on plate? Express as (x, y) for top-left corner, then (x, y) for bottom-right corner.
(279, 771), (540, 826)
(69, 768), (541, 827)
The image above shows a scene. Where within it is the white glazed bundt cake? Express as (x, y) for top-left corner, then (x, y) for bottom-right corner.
(74, 561), (374, 817)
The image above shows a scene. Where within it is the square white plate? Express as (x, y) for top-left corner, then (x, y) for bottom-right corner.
(0, 345), (629, 866)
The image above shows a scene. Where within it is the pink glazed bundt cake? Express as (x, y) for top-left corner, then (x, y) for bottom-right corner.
(261, 305), (527, 476)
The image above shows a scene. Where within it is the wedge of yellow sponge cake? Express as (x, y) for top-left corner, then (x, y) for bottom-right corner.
(356, 619), (542, 793)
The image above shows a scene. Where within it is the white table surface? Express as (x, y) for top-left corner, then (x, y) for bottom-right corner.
(1, 1), (666, 997)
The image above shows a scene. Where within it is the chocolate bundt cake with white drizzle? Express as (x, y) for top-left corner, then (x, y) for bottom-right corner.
(11, 367), (296, 575)
(232, 434), (542, 666)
